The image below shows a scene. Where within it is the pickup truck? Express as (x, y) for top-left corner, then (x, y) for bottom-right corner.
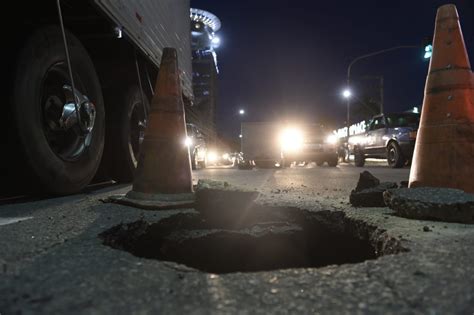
(282, 124), (339, 167)
(351, 112), (420, 168)
(240, 122), (338, 168)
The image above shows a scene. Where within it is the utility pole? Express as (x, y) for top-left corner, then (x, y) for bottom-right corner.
(380, 76), (384, 114)
(362, 75), (384, 114)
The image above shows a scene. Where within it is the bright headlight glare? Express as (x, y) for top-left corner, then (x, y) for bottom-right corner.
(184, 136), (193, 147)
(280, 128), (304, 152)
(326, 134), (338, 145)
(207, 151), (218, 163)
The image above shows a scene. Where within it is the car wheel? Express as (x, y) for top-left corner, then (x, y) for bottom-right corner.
(191, 152), (197, 170)
(11, 26), (105, 194)
(107, 85), (149, 182)
(354, 147), (365, 167)
(387, 142), (406, 168)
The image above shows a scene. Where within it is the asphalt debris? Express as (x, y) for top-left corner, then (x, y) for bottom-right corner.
(350, 171), (397, 207)
(384, 187), (474, 224)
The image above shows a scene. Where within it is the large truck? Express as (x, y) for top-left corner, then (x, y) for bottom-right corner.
(240, 122), (285, 168)
(2, 1), (193, 194)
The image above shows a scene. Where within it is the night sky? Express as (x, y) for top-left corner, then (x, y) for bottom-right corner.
(191, 0), (474, 138)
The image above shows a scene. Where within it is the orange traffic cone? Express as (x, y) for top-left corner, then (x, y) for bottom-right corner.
(109, 48), (194, 209)
(409, 4), (474, 193)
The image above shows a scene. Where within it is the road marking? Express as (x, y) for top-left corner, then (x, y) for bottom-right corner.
(0, 217), (34, 226)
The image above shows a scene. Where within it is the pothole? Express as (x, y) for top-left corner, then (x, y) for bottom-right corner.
(100, 207), (406, 274)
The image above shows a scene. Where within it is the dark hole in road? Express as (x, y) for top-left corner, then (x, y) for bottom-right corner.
(100, 208), (405, 274)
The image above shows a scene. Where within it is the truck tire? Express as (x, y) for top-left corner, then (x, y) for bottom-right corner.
(107, 85), (149, 182)
(11, 26), (105, 194)
(316, 158), (325, 166)
(327, 155), (338, 167)
(198, 158), (207, 169)
(387, 142), (406, 168)
(354, 147), (365, 167)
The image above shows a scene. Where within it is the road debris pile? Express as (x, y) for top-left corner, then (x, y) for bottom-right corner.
(195, 179), (260, 228)
(100, 180), (406, 274)
(350, 171), (397, 207)
(384, 188), (474, 224)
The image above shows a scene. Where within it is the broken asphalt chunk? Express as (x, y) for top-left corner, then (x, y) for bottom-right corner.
(350, 182), (398, 207)
(383, 188), (474, 224)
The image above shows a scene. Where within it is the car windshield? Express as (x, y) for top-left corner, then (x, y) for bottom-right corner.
(386, 113), (420, 128)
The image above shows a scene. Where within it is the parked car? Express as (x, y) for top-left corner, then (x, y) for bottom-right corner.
(186, 123), (207, 169)
(352, 112), (420, 168)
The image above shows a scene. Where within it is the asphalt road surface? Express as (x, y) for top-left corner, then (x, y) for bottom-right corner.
(1, 161), (473, 314)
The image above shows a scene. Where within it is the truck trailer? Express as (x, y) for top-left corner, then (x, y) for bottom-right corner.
(2, 0), (193, 194)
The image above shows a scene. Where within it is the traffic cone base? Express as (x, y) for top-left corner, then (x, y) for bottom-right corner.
(409, 4), (474, 193)
(107, 47), (195, 210)
(108, 192), (194, 211)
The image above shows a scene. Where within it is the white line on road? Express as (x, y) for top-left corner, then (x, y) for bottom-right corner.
(0, 217), (34, 226)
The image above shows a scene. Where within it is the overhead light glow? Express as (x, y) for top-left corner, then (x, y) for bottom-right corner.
(424, 44), (433, 59)
(211, 36), (221, 46)
(342, 89), (352, 99)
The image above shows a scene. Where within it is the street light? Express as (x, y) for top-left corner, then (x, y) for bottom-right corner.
(342, 89), (352, 99)
(345, 45), (419, 138)
(211, 36), (221, 48)
(239, 109), (245, 115)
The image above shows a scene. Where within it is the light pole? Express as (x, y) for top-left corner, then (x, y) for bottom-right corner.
(342, 89), (352, 138)
(345, 45), (419, 136)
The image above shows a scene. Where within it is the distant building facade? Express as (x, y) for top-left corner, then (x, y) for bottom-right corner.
(189, 8), (221, 142)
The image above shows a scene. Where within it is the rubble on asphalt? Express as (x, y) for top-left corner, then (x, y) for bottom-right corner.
(350, 171), (397, 207)
(384, 187), (474, 224)
(354, 171), (380, 191)
(195, 179), (260, 228)
(350, 182), (398, 207)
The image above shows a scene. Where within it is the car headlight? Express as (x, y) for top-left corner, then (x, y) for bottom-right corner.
(325, 134), (338, 145)
(280, 128), (304, 152)
(207, 151), (218, 163)
(184, 136), (193, 147)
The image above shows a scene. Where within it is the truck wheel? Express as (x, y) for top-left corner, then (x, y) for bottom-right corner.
(11, 26), (105, 194)
(387, 142), (406, 168)
(354, 147), (365, 167)
(316, 159), (325, 166)
(107, 85), (149, 182)
(198, 160), (207, 169)
(327, 156), (338, 167)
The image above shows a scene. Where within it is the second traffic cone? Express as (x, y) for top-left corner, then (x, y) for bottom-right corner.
(409, 4), (474, 193)
(109, 47), (194, 209)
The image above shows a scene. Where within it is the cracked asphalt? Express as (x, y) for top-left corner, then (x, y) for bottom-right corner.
(0, 162), (473, 314)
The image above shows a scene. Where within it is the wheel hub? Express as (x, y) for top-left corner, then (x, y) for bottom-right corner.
(41, 62), (97, 161)
(59, 85), (96, 134)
